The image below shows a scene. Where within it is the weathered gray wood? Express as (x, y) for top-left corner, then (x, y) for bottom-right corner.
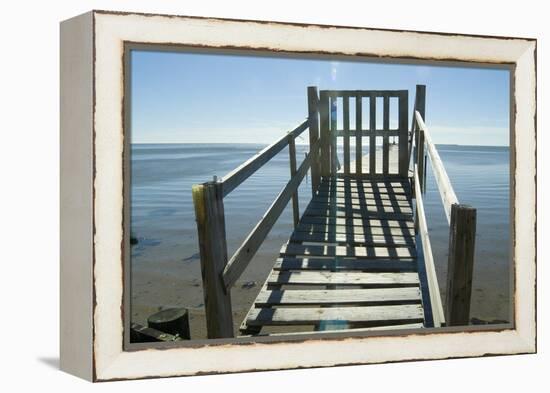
(192, 181), (234, 338)
(417, 129), (426, 194)
(288, 136), (299, 228)
(280, 243), (416, 259)
(415, 111), (459, 223)
(307, 86), (321, 195)
(245, 305), (424, 326)
(269, 270), (420, 286)
(319, 91), (331, 176)
(343, 95), (350, 174)
(317, 184), (410, 195)
(414, 165), (445, 327)
(254, 288), (421, 306)
(300, 215), (415, 229)
(309, 198), (412, 208)
(314, 190), (411, 202)
(250, 323), (424, 336)
(356, 94), (362, 174)
(398, 91), (409, 176)
(303, 207), (413, 221)
(221, 119), (308, 197)
(295, 223), (415, 238)
(222, 153), (312, 290)
(369, 94), (376, 175)
(273, 257), (416, 271)
(336, 130), (401, 137)
(289, 231), (415, 246)
(383, 96), (390, 174)
(147, 308), (190, 340)
(330, 95), (338, 174)
(446, 203), (477, 326)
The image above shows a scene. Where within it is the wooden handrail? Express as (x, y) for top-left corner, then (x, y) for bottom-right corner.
(221, 119), (309, 197)
(222, 145), (314, 290)
(414, 164), (445, 327)
(414, 111), (459, 223)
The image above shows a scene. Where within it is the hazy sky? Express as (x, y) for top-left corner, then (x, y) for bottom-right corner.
(130, 49), (510, 146)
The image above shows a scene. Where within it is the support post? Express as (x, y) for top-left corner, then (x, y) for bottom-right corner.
(192, 181), (234, 338)
(319, 91), (331, 177)
(330, 95), (338, 174)
(446, 203), (477, 326)
(288, 136), (300, 228)
(307, 86), (321, 195)
(417, 129), (425, 192)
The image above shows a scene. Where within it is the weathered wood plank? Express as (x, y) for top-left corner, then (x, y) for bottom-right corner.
(383, 96), (390, 174)
(398, 91), (409, 177)
(289, 231), (415, 246)
(306, 202), (413, 215)
(355, 94), (362, 174)
(318, 183), (411, 194)
(303, 207), (413, 221)
(280, 243), (417, 259)
(288, 136), (299, 228)
(415, 111), (459, 223)
(309, 197), (412, 209)
(414, 165), (445, 327)
(314, 190), (411, 202)
(295, 222), (415, 237)
(222, 153), (312, 290)
(274, 257), (417, 272)
(245, 305), (424, 326)
(330, 95), (338, 174)
(343, 95), (350, 174)
(369, 93), (376, 175)
(254, 288), (422, 306)
(221, 119), (308, 197)
(307, 86), (321, 195)
(319, 91), (331, 176)
(300, 215), (415, 229)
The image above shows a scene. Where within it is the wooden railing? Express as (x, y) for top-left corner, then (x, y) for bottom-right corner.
(192, 87), (322, 338)
(411, 86), (477, 326)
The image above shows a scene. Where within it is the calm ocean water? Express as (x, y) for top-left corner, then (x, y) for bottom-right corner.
(131, 143), (510, 321)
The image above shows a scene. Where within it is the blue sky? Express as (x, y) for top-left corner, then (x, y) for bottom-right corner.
(130, 50), (510, 146)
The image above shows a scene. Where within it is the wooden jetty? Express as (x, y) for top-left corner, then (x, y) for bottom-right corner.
(192, 85), (477, 339)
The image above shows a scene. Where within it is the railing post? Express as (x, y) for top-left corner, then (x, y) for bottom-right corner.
(330, 95), (338, 174)
(192, 181), (234, 338)
(319, 91), (331, 177)
(288, 135), (300, 228)
(307, 86), (321, 195)
(417, 129), (426, 192)
(445, 203), (477, 326)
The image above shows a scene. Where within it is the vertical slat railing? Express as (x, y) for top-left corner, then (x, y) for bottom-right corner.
(382, 95), (390, 174)
(369, 93), (376, 175)
(319, 91), (330, 177)
(330, 94), (338, 174)
(343, 95), (350, 174)
(307, 86), (321, 194)
(398, 91), (409, 177)
(355, 94), (362, 174)
(288, 135), (299, 228)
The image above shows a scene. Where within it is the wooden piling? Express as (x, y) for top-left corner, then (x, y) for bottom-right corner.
(147, 308), (190, 340)
(446, 204), (476, 326)
(307, 86), (321, 195)
(192, 181), (234, 338)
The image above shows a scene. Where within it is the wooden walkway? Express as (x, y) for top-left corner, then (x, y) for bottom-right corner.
(240, 176), (427, 334)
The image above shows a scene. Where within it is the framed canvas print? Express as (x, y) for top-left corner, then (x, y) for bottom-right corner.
(60, 10), (536, 381)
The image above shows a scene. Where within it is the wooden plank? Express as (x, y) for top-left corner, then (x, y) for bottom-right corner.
(288, 136), (299, 228)
(355, 94), (362, 174)
(414, 165), (445, 327)
(300, 215), (415, 229)
(336, 130), (401, 137)
(369, 93), (376, 175)
(192, 182), (234, 338)
(343, 95), (350, 174)
(289, 231), (415, 246)
(268, 270), (420, 287)
(222, 153), (312, 290)
(221, 119), (308, 197)
(254, 288), (422, 306)
(446, 204), (476, 326)
(280, 243), (417, 259)
(274, 257), (417, 272)
(398, 91), (409, 177)
(295, 223), (415, 238)
(303, 207), (413, 221)
(251, 323), (424, 336)
(245, 305), (424, 326)
(314, 190), (411, 202)
(416, 129), (426, 194)
(307, 201), (412, 214)
(415, 111), (459, 223)
(325, 178), (410, 186)
(383, 95), (390, 174)
(308, 198), (412, 209)
(307, 86), (321, 195)
(319, 91), (331, 176)
(317, 184), (410, 195)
